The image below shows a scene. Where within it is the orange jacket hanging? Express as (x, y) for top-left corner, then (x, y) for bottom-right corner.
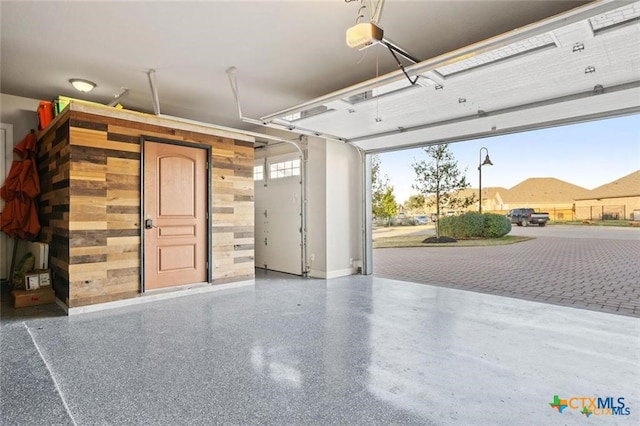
(0, 132), (41, 239)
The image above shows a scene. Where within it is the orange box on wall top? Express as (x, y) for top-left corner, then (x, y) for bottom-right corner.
(37, 101), (54, 130)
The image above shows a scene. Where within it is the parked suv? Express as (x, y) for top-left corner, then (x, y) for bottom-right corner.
(507, 208), (549, 227)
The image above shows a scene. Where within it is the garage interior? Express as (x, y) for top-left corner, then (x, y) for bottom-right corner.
(1, 1), (639, 424)
(2, 0), (639, 284)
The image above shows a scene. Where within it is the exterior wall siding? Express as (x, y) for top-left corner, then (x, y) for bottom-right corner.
(37, 107), (254, 308)
(575, 196), (640, 220)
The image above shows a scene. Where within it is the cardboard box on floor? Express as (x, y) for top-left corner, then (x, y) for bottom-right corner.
(24, 269), (51, 290)
(12, 287), (55, 308)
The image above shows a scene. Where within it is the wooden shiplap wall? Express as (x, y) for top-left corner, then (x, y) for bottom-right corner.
(37, 109), (254, 308)
(38, 119), (71, 304)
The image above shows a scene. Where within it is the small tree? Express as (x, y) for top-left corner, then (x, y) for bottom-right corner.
(372, 154), (398, 226)
(412, 144), (475, 238)
(404, 194), (426, 215)
(372, 154), (382, 191)
(374, 186), (398, 226)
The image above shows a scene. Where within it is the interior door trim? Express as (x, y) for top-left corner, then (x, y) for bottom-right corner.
(0, 123), (14, 281)
(140, 135), (212, 292)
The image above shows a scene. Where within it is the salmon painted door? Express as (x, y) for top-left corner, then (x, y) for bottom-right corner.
(144, 141), (208, 290)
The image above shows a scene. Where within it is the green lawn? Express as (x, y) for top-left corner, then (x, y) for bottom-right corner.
(373, 235), (533, 248)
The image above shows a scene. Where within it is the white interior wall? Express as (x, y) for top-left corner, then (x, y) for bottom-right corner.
(306, 138), (327, 277)
(0, 124), (11, 281)
(0, 93), (40, 282)
(256, 127), (363, 279)
(324, 140), (362, 278)
(1, 93), (40, 145)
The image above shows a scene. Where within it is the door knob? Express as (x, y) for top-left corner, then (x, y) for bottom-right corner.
(145, 219), (155, 229)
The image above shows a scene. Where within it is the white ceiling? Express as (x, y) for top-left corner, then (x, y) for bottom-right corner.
(1, 0), (596, 136)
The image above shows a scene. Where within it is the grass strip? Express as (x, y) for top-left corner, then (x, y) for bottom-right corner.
(373, 235), (533, 248)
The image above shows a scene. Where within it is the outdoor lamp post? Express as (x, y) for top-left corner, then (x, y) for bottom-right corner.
(478, 147), (493, 214)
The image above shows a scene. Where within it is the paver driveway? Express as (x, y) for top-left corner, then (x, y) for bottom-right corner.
(373, 225), (640, 317)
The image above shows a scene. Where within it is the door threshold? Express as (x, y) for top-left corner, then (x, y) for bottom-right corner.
(144, 282), (211, 295)
(66, 280), (254, 315)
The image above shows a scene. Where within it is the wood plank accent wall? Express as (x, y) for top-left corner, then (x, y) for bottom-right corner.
(37, 109), (254, 308)
(38, 116), (71, 304)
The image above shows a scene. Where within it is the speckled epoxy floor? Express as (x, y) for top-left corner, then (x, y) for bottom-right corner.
(1, 272), (638, 425)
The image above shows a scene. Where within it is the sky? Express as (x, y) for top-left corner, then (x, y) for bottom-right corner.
(377, 114), (640, 204)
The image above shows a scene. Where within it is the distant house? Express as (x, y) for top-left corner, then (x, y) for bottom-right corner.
(574, 171), (640, 220)
(477, 187), (508, 212)
(416, 188), (476, 216)
(497, 178), (589, 209)
(472, 178), (589, 220)
(419, 172), (640, 221)
(455, 187), (508, 213)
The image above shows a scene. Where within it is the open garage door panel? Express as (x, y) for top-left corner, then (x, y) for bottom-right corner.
(254, 155), (303, 275)
(260, 1), (640, 152)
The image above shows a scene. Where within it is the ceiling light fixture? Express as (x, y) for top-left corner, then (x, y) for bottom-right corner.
(585, 66), (596, 74)
(69, 78), (96, 92)
(572, 42), (585, 53)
